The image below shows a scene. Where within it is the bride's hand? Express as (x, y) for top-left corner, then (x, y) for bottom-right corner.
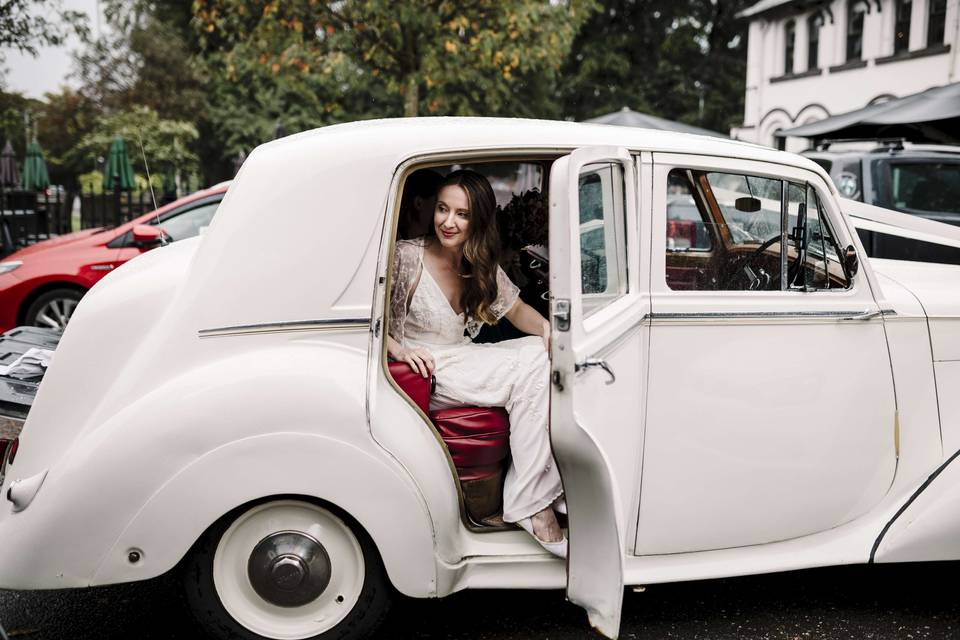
(540, 318), (551, 353)
(399, 346), (435, 378)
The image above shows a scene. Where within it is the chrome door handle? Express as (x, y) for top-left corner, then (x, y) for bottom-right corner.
(575, 359), (616, 385)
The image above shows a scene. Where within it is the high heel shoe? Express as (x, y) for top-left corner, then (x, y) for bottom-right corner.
(552, 496), (567, 515)
(516, 517), (568, 559)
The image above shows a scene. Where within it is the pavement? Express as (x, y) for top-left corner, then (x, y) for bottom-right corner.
(1, 561), (958, 639)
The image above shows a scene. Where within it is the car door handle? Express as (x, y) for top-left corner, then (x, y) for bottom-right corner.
(575, 359), (616, 385)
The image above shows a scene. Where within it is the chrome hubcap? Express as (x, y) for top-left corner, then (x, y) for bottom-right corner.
(247, 531), (331, 607)
(34, 297), (77, 330)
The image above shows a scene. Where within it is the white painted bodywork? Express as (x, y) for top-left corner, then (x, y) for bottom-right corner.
(0, 118), (959, 639)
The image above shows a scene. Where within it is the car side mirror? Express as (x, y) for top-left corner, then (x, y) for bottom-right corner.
(735, 197), (761, 213)
(132, 224), (165, 249)
(843, 244), (859, 278)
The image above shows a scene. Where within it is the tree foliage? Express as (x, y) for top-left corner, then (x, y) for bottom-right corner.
(561, 0), (751, 133)
(5, 0), (758, 187)
(194, 0), (596, 119)
(70, 106), (199, 184)
(0, 0), (88, 58)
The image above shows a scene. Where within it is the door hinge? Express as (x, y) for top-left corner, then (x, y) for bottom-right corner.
(553, 298), (570, 332)
(373, 318), (381, 337)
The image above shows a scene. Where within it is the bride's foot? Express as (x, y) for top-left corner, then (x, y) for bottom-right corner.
(532, 506), (564, 542)
(516, 507), (567, 558)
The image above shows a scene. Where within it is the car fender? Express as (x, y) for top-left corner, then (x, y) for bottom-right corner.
(872, 448), (960, 563)
(0, 341), (437, 597)
(91, 432), (437, 597)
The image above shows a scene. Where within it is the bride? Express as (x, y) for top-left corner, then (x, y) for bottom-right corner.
(387, 169), (567, 557)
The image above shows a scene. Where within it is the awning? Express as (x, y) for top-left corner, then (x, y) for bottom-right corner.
(585, 107), (727, 138)
(778, 82), (960, 143)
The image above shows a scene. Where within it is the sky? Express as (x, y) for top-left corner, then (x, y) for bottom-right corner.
(3, 0), (102, 99)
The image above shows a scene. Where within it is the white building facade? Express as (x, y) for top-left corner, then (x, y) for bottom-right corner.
(732, 0), (960, 151)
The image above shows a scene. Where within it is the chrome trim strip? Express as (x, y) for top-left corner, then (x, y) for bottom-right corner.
(649, 309), (896, 323)
(199, 318), (371, 338)
(586, 315), (648, 363)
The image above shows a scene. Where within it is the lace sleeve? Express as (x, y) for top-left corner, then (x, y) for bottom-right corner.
(465, 265), (521, 338)
(491, 265), (521, 321)
(388, 239), (423, 346)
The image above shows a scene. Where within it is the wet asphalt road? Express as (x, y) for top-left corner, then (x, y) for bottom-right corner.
(1, 562), (957, 639)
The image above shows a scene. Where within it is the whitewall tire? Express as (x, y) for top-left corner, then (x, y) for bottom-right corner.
(183, 499), (391, 640)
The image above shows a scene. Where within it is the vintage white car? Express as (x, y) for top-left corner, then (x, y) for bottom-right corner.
(2, 118), (960, 640)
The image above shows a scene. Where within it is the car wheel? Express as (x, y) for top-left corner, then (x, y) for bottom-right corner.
(24, 288), (84, 331)
(182, 499), (391, 640)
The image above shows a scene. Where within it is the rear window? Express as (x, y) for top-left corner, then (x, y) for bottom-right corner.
(889, 162), (960, 214)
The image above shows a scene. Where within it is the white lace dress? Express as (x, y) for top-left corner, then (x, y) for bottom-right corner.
(390, 237), (563, 523)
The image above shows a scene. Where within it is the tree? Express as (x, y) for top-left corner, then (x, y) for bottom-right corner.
(560, 0), (751, 133)
(0, 0), (88, 84)
(34, 88), (99, 187)
(194, 0), (596, 118)
(70, 106), (199, 189)
(72, 1), (203, 122)
(0, 0), (88, 55)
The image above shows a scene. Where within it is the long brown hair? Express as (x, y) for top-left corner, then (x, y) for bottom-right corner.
(438, 170), (501, 325)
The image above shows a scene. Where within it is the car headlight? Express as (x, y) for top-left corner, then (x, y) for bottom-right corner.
(0, 261), (23, 275)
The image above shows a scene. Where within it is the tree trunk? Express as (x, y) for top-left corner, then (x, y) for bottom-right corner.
(404, 74), (419, 117)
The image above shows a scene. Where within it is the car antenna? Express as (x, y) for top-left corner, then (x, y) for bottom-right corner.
(136, 129), (166, 247)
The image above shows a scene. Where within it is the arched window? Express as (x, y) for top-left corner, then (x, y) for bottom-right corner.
(784, 20), (796, 75)
(846, 1), (867, 62)
(928, 0), (947, 46)
(774, 130), (787, 151)
(894, 0), (912, 54)
(807, 13), (823, 69)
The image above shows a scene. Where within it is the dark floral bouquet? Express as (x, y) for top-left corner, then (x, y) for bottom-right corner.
(496, 188), (548, 251)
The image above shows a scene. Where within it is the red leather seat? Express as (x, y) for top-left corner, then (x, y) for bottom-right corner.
(388, 361), (510, 521)
(431, 407), (509, 481)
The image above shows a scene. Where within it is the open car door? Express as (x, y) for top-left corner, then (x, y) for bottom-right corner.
(549, 147), (647, 639)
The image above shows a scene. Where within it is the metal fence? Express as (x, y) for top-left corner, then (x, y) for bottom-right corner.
(79, 189), (160, 230)
(1, 188), (71, 259)
(0, 187), (178, 259)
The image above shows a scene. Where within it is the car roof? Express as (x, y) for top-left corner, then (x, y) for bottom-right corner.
(253, 116), (825, 175)
(182, 117), (837, 332)
(804, 142), (960, 161)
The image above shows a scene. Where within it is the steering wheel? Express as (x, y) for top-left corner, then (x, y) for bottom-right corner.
(719, 234), (782, 290)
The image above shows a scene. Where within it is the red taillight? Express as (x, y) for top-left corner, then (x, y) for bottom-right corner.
(7, 438), (18, 465)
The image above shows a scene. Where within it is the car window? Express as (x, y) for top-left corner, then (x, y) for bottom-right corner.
(794, 187), (850, 289)
(578, 162), (627, 316)
(153, 202), (220, 242)
(664, 168), (849, 292)
(889, 162), (960, 214)
(667, 171), (712, 252)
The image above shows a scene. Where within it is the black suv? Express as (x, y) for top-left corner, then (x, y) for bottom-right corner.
(804, 140), (960, 264)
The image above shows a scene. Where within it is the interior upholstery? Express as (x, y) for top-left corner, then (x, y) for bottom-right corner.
(388, 361), (510, 522)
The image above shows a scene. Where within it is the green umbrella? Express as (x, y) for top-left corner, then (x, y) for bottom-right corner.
(21, 141), (50, 191)
(103, 136), (135, 191)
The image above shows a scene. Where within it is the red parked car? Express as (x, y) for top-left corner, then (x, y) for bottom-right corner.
(0, 185), (227, 334)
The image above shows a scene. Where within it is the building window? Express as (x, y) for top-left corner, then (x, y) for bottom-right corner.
(775, 131), (787, 151)
(846, 1), (867, 62)
(928, 0), (947, 46)
(894, 0), (912, 54)
(808, 13), (823, 69)
(784, 20), (796, 74)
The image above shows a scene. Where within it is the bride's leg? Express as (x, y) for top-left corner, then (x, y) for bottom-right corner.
(428, 336), (563, 528)
(499, 338), (563, 524)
